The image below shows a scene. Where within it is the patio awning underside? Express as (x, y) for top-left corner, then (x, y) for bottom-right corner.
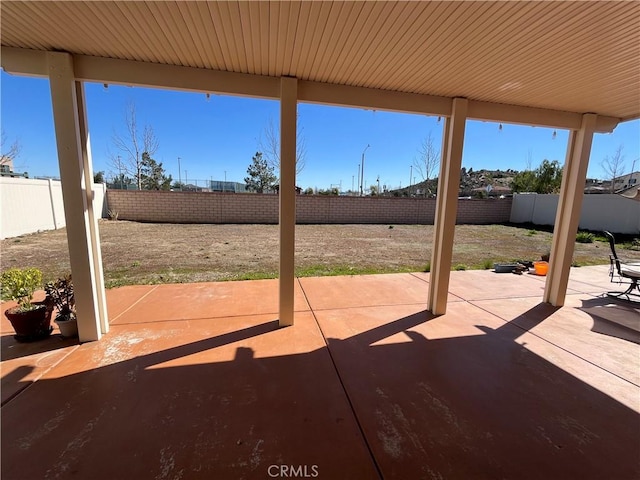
(2, 1), (639, 121)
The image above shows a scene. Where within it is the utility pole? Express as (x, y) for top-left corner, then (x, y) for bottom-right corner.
(116, 155), (123, 189)
(178, 157), (182, 189)
(377, 175), (380, 196)
(352, 175), (354, 193)
(185, 170), (187, 187)
(409, 165), (413, 195)
(357, 164), (360, 195)
(360, 144), (370, 196)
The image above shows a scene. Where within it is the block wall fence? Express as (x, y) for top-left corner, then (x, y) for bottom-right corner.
(105, 190), (513, 225)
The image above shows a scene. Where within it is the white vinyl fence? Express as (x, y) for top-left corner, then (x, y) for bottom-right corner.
(0, 177), (107, 239)
(510, 194), (640, 234)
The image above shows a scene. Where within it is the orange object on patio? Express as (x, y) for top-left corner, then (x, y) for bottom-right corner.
(533, 261), (549, 276)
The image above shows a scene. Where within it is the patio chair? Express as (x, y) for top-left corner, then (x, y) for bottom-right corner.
(604, 231), (640, 300)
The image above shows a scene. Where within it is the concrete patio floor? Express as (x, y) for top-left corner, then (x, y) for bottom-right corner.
(2, 265), (639, 479)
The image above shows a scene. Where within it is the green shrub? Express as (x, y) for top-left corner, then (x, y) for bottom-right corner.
(453, 264), (467, 271)
(576, 231), (595, 243)
(482, 259), (493, 270)
(0, 267), (43, 311)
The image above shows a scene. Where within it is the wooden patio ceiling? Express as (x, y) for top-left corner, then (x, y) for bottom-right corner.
(2, 1), (639, 122)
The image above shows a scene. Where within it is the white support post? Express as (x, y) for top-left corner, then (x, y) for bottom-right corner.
(428, 98), (468, 315)
(75, 81), (109, 334)
(543, 113), (597, 306)
(47, 52), (102, 341)
(279, 77), (297, 327)
(47, 178), (58, 230)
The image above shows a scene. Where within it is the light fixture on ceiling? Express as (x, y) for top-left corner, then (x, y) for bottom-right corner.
(499, 123), (503, 132)
(103, 83), (108, 91)
(552, 130), (557, 140)
(205, 93), (211, 102)
(437, 116), (441, 123)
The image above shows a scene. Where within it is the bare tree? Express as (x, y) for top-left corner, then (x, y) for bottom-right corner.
(258, 114), (307, 177)
(110, 101), (159, 190)
(525, 148), (534, 171)
(601, 145), (626, 192)
(1, 128), (22, 169)
(412, 132), (440, 196)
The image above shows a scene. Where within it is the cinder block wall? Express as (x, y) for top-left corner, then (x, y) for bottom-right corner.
(106, 190), (513, 225)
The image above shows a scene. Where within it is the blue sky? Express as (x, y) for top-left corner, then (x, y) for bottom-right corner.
(1, 70), (638, 191)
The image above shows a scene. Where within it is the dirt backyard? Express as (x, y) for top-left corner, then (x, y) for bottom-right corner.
(1, 221), (638, 287)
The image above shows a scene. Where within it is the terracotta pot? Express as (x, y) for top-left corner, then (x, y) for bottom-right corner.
(5, 302), (53, 342)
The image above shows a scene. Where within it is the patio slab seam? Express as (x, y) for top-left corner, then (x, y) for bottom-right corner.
(468, 299), (640, 389)
(109, 284), (160, 323)
(408, 272), (429, 283)
(1, 344), (80, 408)
(109, 312), (281, 326)
(295, 277), (384, 479)
(306, 301), (432, 314)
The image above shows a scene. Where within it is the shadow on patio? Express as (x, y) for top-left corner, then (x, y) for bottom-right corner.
(1, 266), (639, 479)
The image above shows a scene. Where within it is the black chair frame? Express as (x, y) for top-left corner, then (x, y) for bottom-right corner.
(604, 231), (640, 301)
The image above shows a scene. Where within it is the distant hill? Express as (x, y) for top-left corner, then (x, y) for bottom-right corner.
(390, 167), (518, 197)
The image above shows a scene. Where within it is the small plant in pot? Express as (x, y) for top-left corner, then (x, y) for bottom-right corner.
(45, 275), (78, 338)
(1, 267), (54, 342)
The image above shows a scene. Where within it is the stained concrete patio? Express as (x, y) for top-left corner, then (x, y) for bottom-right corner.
(1, 266), (639, 479)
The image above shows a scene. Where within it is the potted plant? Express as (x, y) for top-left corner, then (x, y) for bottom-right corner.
(1, 267), (53, 341)
(44, 275), (78, 338)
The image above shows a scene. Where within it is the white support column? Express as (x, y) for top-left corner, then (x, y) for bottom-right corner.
(279, 77), (297, 327)
(544, 113), (597, 306)
(47, 178), (58, 230)
(75, 81), (109, 334)
(48, 52), (102, 341)
(428, 98), (468, 315)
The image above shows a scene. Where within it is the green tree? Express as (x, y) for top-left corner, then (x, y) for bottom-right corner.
(511, 170), (537, 193)
(245, 152), (276, 193)
(511, 159), (563, 193)
(93, 171), (105, 183)
(140, 152), (172, 190)
(534, 159), (563, 193)
(109, 173), (135, 189)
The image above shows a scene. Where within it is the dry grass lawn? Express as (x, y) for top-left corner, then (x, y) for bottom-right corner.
(1, 221), (638, 288)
